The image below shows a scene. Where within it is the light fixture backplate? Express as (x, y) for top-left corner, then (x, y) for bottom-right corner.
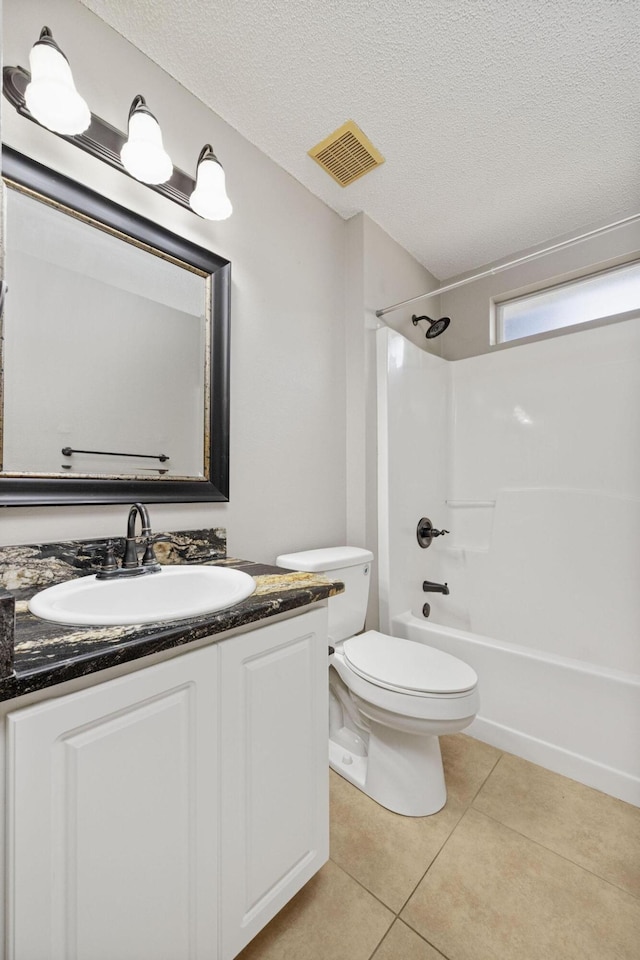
(3, 65), (195, 210)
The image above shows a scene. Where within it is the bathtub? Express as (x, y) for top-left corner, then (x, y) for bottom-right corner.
(392, 611), (640, 807)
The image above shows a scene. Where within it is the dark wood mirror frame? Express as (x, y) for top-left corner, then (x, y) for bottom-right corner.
(0, 147), (230, 506)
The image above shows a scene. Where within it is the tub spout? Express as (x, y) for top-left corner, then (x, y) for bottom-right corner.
(423, 579), (450, 595)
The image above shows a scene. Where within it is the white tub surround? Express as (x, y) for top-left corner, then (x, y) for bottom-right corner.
(377, 324), (640, 806)
(393, 613), (640, 807)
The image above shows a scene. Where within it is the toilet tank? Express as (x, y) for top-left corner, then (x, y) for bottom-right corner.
(275, 547), (374, 642)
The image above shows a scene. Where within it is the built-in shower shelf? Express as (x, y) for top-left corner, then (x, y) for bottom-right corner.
(445, 500), (496, 508)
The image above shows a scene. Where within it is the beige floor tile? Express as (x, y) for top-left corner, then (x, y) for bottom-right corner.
(401, 808), (640, 960)
(473, 753), (640, 897)
(237, 859), (393, 960)
(372, 920), (447, 959)
(441, 733), (502, 807)
(329, 735), (500, 913)
(330, 769), (461, 912)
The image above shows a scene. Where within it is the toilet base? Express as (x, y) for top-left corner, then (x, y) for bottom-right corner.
(329, 723), (447, 817)
(329, 738), (368, 790)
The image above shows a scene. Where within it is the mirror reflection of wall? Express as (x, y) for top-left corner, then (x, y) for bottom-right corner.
(3, 186), (208, 478)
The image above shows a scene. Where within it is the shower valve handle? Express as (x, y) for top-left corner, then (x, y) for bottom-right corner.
(417, 517), (449, 548)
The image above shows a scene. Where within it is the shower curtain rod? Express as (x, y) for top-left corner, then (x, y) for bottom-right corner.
(375, 212), (640, 318)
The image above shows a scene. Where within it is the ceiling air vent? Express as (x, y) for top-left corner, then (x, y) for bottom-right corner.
(308, 120), (384, 187)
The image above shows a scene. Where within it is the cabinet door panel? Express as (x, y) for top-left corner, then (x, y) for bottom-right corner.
(220, 608), (329, 959)
(7, 646), (218, 960)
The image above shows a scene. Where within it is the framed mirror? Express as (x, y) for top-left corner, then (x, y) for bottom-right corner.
(0, 147), (230, 505)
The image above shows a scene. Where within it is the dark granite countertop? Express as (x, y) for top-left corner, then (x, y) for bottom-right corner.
(0, 529), (342, 703)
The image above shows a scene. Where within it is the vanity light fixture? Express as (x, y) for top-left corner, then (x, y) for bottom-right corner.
(190, 145), (233, 220)
(3, 27), (233, 220)
(120, 95), (173, 185)
(24, 26), (90, 135)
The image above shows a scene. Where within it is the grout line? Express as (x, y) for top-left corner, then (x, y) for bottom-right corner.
(327, 855), (403, 915)
(393, 747), (505, 916)
(328, 744), (639, 960)
(368, 922), (395, 959)
(470, 806), (640, 903)
(400, 920), (453, 959)
(328, 744), (495, 919)
(395, 804), (471, 916)
(398, 806), (484, 916)
(369, 918), (452, 959)
(466, 750), (504, 806)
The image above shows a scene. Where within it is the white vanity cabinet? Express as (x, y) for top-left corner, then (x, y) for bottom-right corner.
(6, 644), (220, 960)
(219, 611), (329, 958)
(4, 605), (328, 960)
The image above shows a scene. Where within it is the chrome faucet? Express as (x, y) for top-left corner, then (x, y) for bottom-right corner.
(423, 579), (450, 595)
(96, 502), (161, 579)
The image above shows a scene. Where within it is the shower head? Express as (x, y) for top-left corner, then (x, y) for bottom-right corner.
(426, 316), (450, 338)
(412, 314), (451, 339)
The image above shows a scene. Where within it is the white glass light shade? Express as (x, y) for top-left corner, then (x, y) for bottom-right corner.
(190, 149), (232, 220)
(25, 33), (90, 135)
(120, 101), (173, 185)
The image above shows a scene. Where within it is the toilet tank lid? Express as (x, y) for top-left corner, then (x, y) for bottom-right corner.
(275, 546), (374, 572)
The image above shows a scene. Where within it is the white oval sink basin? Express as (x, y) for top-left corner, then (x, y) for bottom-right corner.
(28, 565), (256, 627)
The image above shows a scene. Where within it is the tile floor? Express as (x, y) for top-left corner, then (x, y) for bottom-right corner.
(238, 734), (640, 960)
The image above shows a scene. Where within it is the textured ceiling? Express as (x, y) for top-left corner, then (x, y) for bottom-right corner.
(79, 0), (640, 279)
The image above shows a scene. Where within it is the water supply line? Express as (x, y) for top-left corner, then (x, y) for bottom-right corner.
(375, 212), (640, 318)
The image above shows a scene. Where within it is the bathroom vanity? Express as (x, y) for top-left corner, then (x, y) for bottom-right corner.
(0, 530), (341, 960)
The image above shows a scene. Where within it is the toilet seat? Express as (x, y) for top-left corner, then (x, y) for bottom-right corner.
(343, 630), (477, 697)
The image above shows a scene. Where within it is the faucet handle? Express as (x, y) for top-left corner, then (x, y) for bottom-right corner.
(95, 540), (120, 579)
(141, 538), (161, 570)
(102, 540), (119, 571)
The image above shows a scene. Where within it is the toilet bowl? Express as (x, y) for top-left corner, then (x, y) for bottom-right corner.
(276, 547), (479, 817)
(330, 631), (478, 815)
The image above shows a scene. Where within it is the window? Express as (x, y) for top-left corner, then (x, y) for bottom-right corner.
(495, 259), (640, 344)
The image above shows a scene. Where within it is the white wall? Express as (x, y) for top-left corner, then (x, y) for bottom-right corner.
(1, 0), (347, 563)
(345, 214), (439, 627)
(441, 217), (640, 360)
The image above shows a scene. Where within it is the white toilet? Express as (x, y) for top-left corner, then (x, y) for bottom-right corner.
(276, 546), (479, 817)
